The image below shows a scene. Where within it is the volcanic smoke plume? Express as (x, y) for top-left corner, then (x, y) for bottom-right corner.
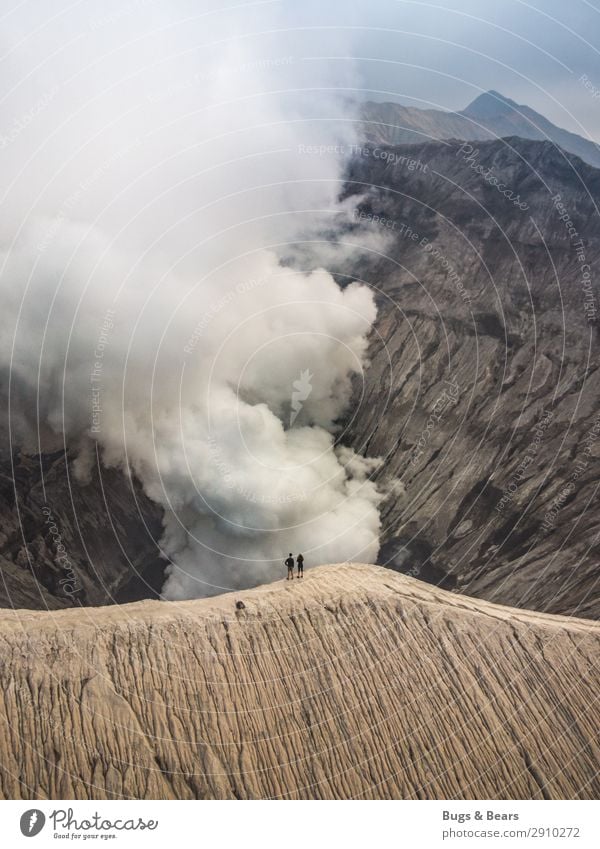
(0, 1), (387, 597)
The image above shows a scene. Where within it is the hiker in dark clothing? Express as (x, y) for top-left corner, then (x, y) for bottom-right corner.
(296, 553), (304, 578)
(285, 553), (295, 580)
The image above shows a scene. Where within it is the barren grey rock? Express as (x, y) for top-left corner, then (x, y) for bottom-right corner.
(361, 91), (600, 168)
(0, 445), (164, 610)
(342, 137), (600, 617)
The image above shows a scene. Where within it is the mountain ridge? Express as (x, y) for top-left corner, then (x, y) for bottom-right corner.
(0, 564), (598, 799)
(361, 90), (600, 169)
(340, 136), (600, 618)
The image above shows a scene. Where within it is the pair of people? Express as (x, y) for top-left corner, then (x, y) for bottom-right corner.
(285, 553), (304, 580)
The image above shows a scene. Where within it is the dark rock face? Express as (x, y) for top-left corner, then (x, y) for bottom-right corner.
(0, 445), (165, 609)
(341, 137), (600, 618)
(361, 91), (600, 169)
(1, 136), (599, 618)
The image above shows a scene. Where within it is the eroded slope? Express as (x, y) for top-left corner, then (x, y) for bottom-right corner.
(0, 564), (598, 799)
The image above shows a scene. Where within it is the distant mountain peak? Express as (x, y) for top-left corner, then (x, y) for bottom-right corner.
(361, 91), (600, 168)
(462, 90), (521, 118)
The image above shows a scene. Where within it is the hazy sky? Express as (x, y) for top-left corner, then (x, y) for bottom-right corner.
(272, 0), (600, 141)
(1, 0), (599, 142)
(335, 0), (600, 140)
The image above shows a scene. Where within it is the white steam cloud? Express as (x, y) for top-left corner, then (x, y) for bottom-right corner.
(1, 1), (388, 597)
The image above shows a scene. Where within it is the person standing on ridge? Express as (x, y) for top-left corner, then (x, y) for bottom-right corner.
(296, 553), (304, 578)
(285, 553), (295, 581)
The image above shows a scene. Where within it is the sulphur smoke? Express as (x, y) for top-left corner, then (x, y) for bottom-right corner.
(1, 1), (388, 597)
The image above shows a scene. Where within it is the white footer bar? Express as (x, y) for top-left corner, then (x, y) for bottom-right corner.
(0, 799), (597, 848)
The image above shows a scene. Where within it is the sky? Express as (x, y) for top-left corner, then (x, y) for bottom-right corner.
(280, 0), (600, 141)
(1, 0), (599, 144)
(340, 0), (600, 141)
(0, 0), (598, 596)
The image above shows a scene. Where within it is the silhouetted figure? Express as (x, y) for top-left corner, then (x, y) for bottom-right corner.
(285, 553), (295, 580)
(296, 553), (304, 578)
